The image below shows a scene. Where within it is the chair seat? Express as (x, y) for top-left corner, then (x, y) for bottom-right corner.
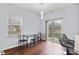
(31, 38), (39, 42)
(31, 39), (35, 42)
(19, 40), (27, 42)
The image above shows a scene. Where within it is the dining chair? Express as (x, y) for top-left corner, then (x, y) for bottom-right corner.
(18, 35), (28, 48)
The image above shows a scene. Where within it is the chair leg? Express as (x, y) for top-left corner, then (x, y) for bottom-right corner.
(26, 41), (28, 48)
(18, 42), (21, 47)
(66, 48), (70, 55)
(18, 41), (19, 47)
(34, 42), (36, 47)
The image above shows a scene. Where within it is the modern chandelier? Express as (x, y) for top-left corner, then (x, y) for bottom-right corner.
(40, 3), (44, 20)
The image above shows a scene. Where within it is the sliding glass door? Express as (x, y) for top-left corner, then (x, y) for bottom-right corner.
(47, 19), (62, 43)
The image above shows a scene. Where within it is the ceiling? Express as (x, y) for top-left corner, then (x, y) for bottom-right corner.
(12, 3), (74, 15)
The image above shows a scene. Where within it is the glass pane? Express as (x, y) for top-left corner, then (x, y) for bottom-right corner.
(47, 20), (62, 43)
(8, 25), (21, 35)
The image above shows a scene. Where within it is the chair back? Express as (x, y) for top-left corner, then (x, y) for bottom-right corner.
(18, 35), (28, 40)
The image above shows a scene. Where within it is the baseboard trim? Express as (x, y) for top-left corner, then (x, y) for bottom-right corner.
(3, 45), (18, 51)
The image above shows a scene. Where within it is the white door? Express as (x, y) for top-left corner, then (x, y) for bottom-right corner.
(47, 19), (62, 43)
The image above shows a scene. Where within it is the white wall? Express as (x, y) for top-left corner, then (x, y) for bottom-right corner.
(77, 4), (79, 32)
(0, 3), (41, 51)
(40, 19), (46, 40)
(44, 4), (78, 40)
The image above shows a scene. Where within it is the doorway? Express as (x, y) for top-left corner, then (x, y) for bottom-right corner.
(46, 18), (63, 44)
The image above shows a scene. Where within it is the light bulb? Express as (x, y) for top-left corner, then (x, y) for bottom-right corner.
(40, 11), (44, 20)
(40, 11), (44, 16)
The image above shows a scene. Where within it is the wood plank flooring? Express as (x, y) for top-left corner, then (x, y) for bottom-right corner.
(4, 41), (64, 55)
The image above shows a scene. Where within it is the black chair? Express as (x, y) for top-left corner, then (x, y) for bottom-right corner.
(18, 35), (28, 48)
(59, 34), (78, 55)
(30, 33), (41, 47)
(35, 33), (41, 43)
(30, 38), (36, 47)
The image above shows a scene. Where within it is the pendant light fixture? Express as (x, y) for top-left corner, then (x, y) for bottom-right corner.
(40, 3), (44, 20)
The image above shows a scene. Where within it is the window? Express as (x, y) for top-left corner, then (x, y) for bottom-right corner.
(48, 20), (62, 38)
(8, 14), (22, 36)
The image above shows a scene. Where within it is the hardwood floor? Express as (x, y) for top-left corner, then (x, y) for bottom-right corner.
(4, 41), (64, 55)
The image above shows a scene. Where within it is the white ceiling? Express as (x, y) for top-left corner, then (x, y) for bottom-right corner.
(12, 3), (74, 15)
